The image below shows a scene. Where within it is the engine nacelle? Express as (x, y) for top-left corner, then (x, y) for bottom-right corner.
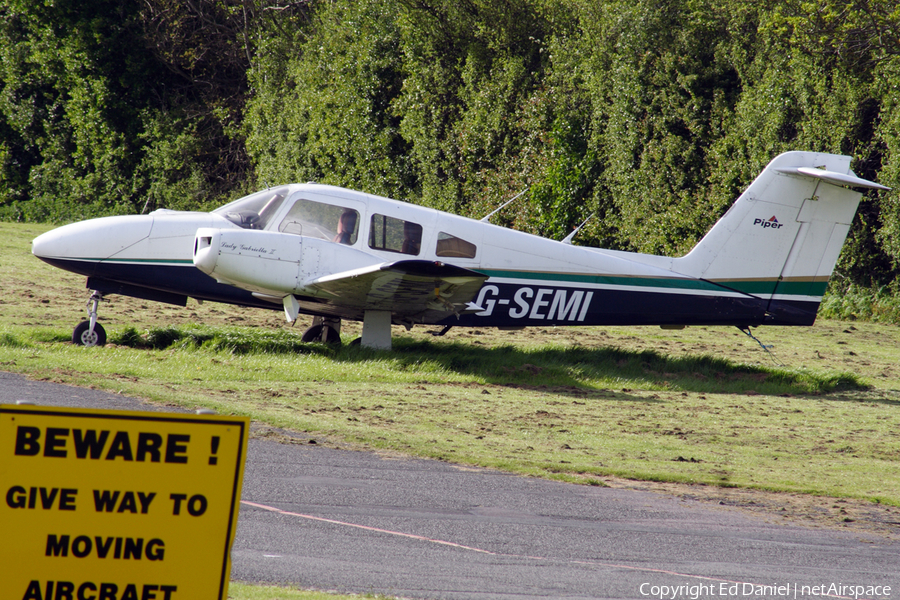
(193, 228), (303, 295)
(194, 228), (382, 298)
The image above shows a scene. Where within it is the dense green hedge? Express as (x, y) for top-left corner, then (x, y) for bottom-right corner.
(1, 0), (898, 290)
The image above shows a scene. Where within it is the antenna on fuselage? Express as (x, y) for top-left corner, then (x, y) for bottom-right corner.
(480, 188), (529, 222)
(561, 213), (595, 244)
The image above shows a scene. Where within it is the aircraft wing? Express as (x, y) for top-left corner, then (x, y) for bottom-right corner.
(301, 260), (489, 316)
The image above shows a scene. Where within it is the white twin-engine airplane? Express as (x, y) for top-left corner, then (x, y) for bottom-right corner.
(32, 151), (889, 350)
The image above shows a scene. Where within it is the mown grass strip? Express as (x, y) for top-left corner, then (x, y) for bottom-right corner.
(228, 582), (395, 600)
(1, 322), (896, 505)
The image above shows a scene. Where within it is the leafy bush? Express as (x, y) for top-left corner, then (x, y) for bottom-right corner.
(820, 284), (900, 323)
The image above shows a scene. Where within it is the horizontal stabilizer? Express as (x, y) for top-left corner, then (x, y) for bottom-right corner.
(775, 167), (890, 190)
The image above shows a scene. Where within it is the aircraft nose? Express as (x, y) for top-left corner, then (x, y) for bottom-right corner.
(31, 230), (53, 259)
(33, 221), (96, 261)
(32, 216), (153, 273)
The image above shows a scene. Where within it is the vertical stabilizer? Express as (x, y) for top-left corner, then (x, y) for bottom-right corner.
(673, 151), (887, 324)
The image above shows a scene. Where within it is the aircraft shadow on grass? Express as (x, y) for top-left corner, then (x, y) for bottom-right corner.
(366, 338), (866, 397)
(106, 325), (865, 398)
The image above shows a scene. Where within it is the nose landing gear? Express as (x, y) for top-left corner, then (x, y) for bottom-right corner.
(73, 291), (107, 347)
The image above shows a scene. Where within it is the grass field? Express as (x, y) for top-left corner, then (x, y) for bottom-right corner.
(5, 221), (900, 598)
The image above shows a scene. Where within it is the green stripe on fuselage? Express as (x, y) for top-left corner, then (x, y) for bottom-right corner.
(476, 269), (828, 298)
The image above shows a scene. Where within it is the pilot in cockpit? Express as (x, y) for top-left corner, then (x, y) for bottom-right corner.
(332, 210), (357, 245)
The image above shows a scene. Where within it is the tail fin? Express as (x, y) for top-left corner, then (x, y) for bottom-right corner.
(673, 151), (889, 325)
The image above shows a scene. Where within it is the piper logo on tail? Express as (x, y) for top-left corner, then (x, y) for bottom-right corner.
(753, 216), (784, 229)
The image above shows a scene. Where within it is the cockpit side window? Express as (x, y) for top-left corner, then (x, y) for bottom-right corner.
(214, 187), (290, 230)
(369, 214), (422, 255)
(277, 197), (359, 244)
(436, 232), (477, 258)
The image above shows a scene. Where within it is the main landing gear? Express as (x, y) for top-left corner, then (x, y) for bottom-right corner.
(72, 291), (107, 347)
(301, 316), (342, 345)
(299, 313), (393, 349)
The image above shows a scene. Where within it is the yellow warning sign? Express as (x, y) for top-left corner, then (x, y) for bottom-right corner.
(0, 404), (250, 600)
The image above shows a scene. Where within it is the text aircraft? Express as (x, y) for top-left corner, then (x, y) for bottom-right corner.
(32, 151), (888, 350)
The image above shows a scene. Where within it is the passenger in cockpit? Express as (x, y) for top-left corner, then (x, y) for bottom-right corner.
(333, 210), (358, 245)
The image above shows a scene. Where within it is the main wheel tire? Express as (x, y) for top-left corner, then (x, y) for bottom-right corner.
(301, 324), (323, 343)
(73, 321), (107, 347)
(301, 324), (342, 345)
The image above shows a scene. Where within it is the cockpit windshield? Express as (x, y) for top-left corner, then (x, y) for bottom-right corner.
(213, 187), (289, 230)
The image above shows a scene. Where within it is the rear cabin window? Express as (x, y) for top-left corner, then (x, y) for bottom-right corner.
(278, 198), (359, 245)
(435, 232), (477, 258)
(369, 214), (422, 255)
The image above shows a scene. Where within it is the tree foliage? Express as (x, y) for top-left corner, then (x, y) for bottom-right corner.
(246, 0), (411, 196)
(0, 0), (310, 220)
(1, 0), (898, 288)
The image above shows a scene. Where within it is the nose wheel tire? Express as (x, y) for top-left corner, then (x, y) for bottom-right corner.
(73, 320), (107, 347)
